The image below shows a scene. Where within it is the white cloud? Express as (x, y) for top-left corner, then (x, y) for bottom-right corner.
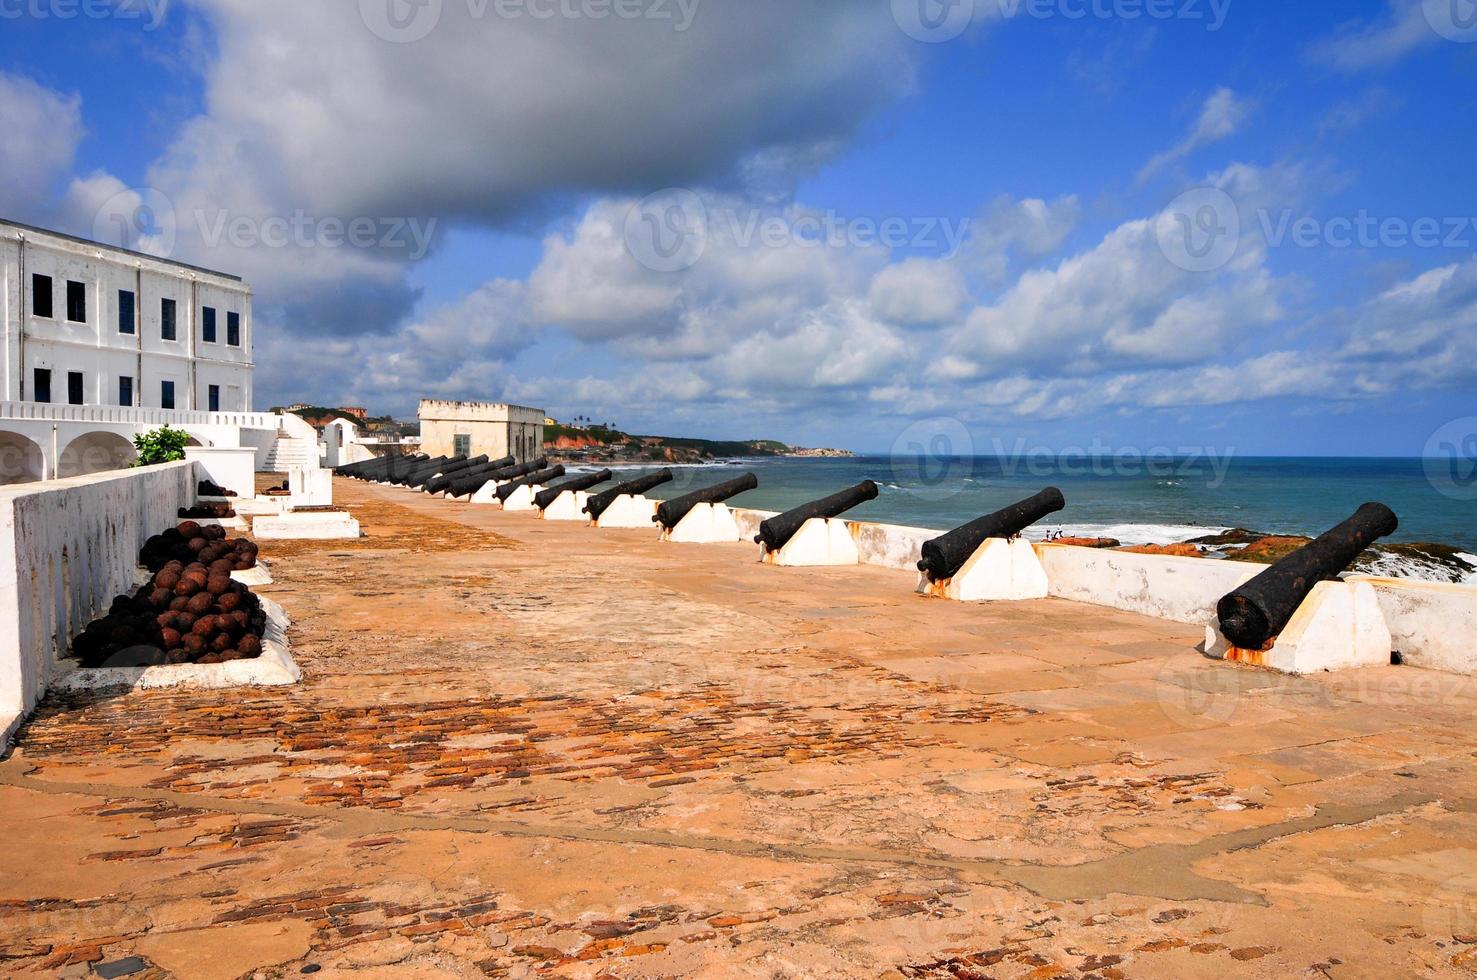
(868, 258), (968, 327)
(969, 195), (1081, 286)
(1138, 87), (1251, 183)
(1307, 1), (1441, 70)
(0, 72), (83, 219)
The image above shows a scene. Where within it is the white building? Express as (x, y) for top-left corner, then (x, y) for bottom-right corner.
(418, 399), (545, 463)
(0, 220), (318, 483)
(1, 219), (253, 415)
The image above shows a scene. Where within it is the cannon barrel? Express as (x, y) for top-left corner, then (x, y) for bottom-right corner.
(423, 456), (514, 495)
(534, 470), (613, 511)
(1217, 502), (1399, 650)
(447, 457), (549, 498)
(917, 487), (1066, 581)
(495, 466), (566, 502)
(584, 470), (675, 520)
(384, 454), (435, 483)
(408, 454), (484, 487)
(397, 455), (459, 485)
(755, 481), (879, 551)
(654, 474), (760, 529)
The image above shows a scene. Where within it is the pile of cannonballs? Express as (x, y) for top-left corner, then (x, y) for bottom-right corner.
(71, 522), (268, 668)
(198, 479), (237, 497)
(179, 502), (236, 519)
(140, 521), (258, 572)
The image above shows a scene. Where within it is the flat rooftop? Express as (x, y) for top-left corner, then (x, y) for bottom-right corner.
(3, 478), (1476, 977)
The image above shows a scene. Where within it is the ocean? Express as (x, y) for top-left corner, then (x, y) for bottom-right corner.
(585, 455), (1477, 571)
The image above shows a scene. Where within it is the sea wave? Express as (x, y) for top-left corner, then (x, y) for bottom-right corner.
(1022, 522), (1230, 545)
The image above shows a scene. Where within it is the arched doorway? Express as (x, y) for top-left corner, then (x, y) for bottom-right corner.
(0, 431), (46, 484)
(58, 431), (138, 478)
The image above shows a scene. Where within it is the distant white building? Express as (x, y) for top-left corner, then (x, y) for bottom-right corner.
(1, 219), (252, 414)
(418, 399), (545, 463)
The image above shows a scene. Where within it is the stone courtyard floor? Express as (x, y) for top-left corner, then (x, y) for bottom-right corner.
(4, 477), (1477, 978)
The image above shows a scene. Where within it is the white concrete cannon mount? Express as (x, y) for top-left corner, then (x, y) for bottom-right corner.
(662, 502), (743, 544)
(1203, 579), (1393, 675)
(501, 484), (547, 513)
(253, 510), (362, 540)
(470, 481), (507, 506)
(761, 517), (860, 567)
(593, 494), (660, 529)
(541, 490), (592, 521)
(916, 537), (1049, 602)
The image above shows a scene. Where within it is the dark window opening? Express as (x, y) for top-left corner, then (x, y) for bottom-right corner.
(454, 434), (471, 457)
(161, 298), (177, 341)
(208, 384), (220, 412)
(119, 376), (134, 407)
(226, 311), (241, 347)
(118, 290), (136, 334)
(202, 306), (217, 343)
(161, 380), (175, 410)
(67, 371), (84, 405)
(66, 281), (86, 323)
(33, 368), (52, 403)
(32, 274), (53, 318)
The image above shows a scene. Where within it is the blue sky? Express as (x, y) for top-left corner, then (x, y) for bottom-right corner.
(1, 0), (1474, 454)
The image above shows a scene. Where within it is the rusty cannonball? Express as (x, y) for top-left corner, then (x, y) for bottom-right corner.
(175, 612), (197, 632)
(160, 627), (182, 649)
(207, 576), (231, 597)
(186, 537), (208, 554)
(209, 558), (234, 576)
(164, 648), (192, 665)
(148, 588), (172, 608)
(211, 632), (233, 653)
(154, 570), (181, 591)
(186, 593), (214, 616)
(183, 634), (207, 656)
(168, 596), (191, 613)
(205, 525), (226, 541)
(216, 592), (242, 613)
(174, 579), (200, 598)
(236, 634), (262, 657)
(176, 520), (201, 537)
(191, 616), (217, 637)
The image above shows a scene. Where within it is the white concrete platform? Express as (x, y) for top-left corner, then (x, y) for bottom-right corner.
(252, 511), (362, 540)
(917, 536), (1049, 602)
(470, 481), (507, 505)
(53, 596), (300, 693)
(1204, 579), (1393, 675)
(762, 517), (860, 567)
(500, 484), (545, 512)
(594, 494), (660, 529)
(184, 516), (248, 531)
(231, 564), (274, 587)
(234, 496), (286, 517)
(541, 490), (592, 521)
(662, 502), (742, 544)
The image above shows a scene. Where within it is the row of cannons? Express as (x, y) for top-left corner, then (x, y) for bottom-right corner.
(336, 453), (1402, 675)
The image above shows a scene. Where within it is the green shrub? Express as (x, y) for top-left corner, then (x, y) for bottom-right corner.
(133, 426), (190, 467)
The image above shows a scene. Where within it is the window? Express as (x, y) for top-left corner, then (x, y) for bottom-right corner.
(33, 368), (52, 403)
(32, 274), (53, 318)
(66, 281), (86, 323)
(68, 371), (84, 405)
(208, 384), (220, 412)
(454, 434), (471, 457)
(118, 290), (136, 334)
(161, 298), (177, 341)
(202, 306), (217, 343)
(226, 311), (241, 347)
(161, 380), (175, 410)
(119, 376), (134, 407)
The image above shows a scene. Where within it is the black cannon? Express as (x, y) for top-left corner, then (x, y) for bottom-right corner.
(917, 487), (1066, 581)
(423, 456), (514, 495)
(653, 474), (760, 530)
(534, 470), (613, 511)
(398, 455), (459, 486)
(446, 457), (548, 498)
(385, 454), (436, 483)
(584, 470), (675, 521)
(409, 454), (485, 487)
(495, 466), (566, 502)
(755, 481), (879, 552)
(1217, 502), (1399, 650)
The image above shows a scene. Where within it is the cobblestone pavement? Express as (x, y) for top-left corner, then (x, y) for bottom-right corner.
(3, 478), (1477, 978)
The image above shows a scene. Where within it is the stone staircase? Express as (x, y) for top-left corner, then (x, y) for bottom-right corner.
(261, 430), (316, 471)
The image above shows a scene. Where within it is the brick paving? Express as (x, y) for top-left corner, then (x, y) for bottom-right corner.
(3, 478), (1477, 977)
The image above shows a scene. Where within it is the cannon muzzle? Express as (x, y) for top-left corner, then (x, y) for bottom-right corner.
(755, 481), (879, 551)
(534, 470), (613, 511)
(918, 487), (1066, 581)
(496, 466), (566, 502)
(584, 470), (675, 520)
(654, 473), (760, 529)
(1216, 502), (1399, 650)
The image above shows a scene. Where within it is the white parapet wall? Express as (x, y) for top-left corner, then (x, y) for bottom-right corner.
(1035, 543), (1263, 626)
(1353, 576), (1477, 676)
(0, 459), (198, 748)
(184, 446), (257, 500)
